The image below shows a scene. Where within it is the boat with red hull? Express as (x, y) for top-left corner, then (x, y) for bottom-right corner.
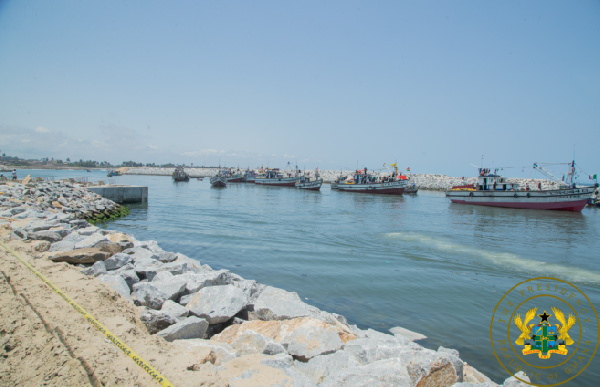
(445, 162), (595, 212)
(336, 165), (407, 195)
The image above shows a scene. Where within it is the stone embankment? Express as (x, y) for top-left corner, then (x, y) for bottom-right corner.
(0, 179), (529, 386)
(122, 167), (559, 191)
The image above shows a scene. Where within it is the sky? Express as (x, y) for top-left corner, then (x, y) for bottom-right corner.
(1, 0), (599, 178)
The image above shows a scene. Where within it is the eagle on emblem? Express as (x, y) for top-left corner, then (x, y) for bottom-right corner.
(551, 306), (576, 345)
(514, 307), (538, 345)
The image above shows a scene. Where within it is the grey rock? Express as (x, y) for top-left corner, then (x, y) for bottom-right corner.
(389, 326), (427, 341)
(74, 233), (108, 249)
(97, 274), (132, 300)
(157, 316), (209, 342)
(82, 261), (107, 277)
(161, 300), (189, 320)
(155, 250), (178, 263)
(47, 248), (111, 264)
(295, 350), (361, 384)
(502, 371), (531, 387)
(320, 358), (412, 387)
(186, 285), (248, 324)
(28, 230), (65, 242)
(123, 246), (158, 261)
(115, 269), (139, 291)
(139, 308), (178, 334)
(104, 252), (132, 271)
(132, 278), (187, 310)
(11, 228), (28, 240)
(230, 330), (286, 356)
(152, 271), (174, 282)
(181, 270), (236, 294)
(179, 293), (194, 306)
(281, 322), (344, 361)
(254, 286), (321, 321)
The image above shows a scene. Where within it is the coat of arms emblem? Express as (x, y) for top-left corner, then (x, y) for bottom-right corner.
(514, 307), (575, 359)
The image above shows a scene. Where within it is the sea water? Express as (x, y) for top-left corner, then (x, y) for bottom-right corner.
(16, 169), (600, 384)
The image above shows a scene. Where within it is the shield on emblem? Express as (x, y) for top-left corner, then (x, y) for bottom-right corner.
(532, 324), (559, 354)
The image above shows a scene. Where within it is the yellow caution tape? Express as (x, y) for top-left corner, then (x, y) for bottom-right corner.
(0, 240), (175, 387)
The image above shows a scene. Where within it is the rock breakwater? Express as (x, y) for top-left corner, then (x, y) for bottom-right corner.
(0, 179), (528, 386)
(123, 167), (558, 191)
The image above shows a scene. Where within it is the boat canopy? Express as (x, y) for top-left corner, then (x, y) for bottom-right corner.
(477, 174), (519, 191)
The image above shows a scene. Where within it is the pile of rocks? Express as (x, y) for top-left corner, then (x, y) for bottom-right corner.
(1, 180), (528, 386)
(0, 180), (129, 224)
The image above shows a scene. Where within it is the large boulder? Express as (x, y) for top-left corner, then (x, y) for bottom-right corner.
(46, 248), (111, 264)
(139, 308), (178, 334)
(132, 277), (187, 309)
(253, 286), (322, 321)
(104, 252), (133, 271)
(157, 316), (209, 342)
(213, 317), (352, 361)
(186, 285), (248, 324)
(97, 274), (132, 301)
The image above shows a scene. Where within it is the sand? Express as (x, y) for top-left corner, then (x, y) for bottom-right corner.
(0, 226), (227, 386)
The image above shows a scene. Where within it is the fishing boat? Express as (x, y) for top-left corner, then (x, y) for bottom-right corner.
(210, 173), (227, 187)
(107, 170), (122, 177)
(241, 169), (258, 183)
(254, 168), (300, 187)
(225, 168), (243, 183)
(588, 188), (600, 207)
(445, 161), (595, 212)
(172, 166), (190, 182)
(337, 165), (407, 195)
(295, 171), (323, 191)
(404, 183), (419, 194)
(330, 173), (348, 189)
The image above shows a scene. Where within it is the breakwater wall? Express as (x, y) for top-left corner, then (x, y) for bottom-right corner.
(122, 167), (560, 191)
(0, 179), (527, 386)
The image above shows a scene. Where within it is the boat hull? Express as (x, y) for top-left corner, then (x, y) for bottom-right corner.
(445, 187), (594, 212)
(296, 179), (323, 191)
(210, 177), (227, 187)
(255, 177), (299, 187)
(337, 181), (406, 195)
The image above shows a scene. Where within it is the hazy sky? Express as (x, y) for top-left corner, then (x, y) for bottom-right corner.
(1, 1), (599, 177)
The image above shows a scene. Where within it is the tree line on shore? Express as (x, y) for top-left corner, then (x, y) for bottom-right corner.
(0, 154), (188, 169)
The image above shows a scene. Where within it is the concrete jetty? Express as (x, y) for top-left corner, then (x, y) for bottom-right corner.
(87, 184), (148, 204)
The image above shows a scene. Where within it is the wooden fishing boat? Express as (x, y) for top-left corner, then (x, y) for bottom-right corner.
(295, 172), (323, 191)
(254, 168), (299, 187)
(337, 166), (407, 195)
(210, 175), (227, 187)
(172, 166), (190, 182)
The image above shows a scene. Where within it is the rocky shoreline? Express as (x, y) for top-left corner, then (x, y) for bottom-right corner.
(120, 166), (559, 191)
(0, 179), (529, 386)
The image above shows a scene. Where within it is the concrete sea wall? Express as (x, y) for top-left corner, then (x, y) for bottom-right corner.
(0, 179), (528, 386)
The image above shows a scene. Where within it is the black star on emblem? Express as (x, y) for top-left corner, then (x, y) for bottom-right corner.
(538, 311), (551, 323)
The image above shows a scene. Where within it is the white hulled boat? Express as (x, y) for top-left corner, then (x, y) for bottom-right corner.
(295, 170), (323, 191)
(445, 161), (595, 212)
(254, 168), (300, 187)
(337, 164), (407, 195)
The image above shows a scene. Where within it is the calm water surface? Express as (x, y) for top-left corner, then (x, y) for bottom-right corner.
(19, 169), (600, 384)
